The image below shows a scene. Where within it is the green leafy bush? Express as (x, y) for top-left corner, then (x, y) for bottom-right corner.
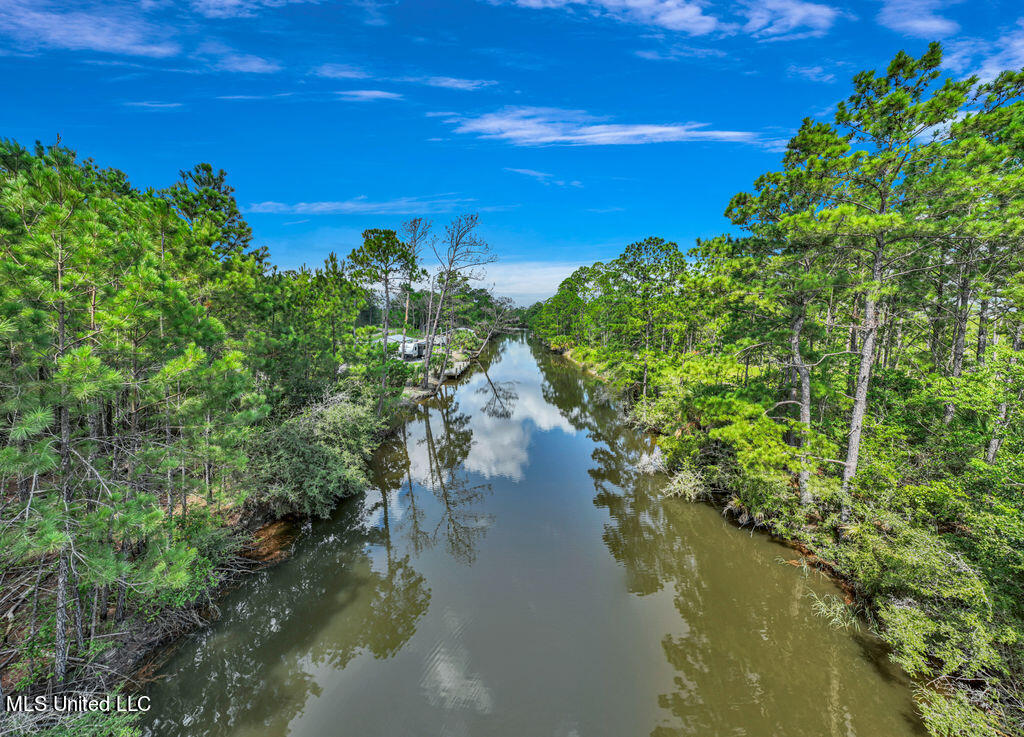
(247, 393), (382, 518)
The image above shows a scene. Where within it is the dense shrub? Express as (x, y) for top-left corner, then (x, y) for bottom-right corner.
(247, 393), (382, 518)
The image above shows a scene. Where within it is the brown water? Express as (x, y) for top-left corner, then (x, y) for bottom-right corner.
(143, 335), (923, 737)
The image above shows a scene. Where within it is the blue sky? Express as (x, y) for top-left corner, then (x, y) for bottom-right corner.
(2, 1), (1023, 302)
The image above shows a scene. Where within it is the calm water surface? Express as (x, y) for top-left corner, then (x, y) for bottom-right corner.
(144, 335), (923, 737)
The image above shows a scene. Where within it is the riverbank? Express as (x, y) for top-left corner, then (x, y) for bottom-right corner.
(1, 507), (292, 736)
(540, 338), (1019, 737)
(400, 333), (493, 403)
(1, 334), (501, 737)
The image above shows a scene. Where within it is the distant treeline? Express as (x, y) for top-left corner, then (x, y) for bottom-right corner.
(527, 44), (1024, 736)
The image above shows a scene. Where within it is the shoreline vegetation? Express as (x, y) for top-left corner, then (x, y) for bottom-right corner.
(526, 46), (1024, 737)
(0, 140), (515, 737)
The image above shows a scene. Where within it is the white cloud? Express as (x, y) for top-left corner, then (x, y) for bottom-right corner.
(312, 62), (370, 79)
(787, 63), (835, 82)
(503, 0), (847, 39)
(944, 20), (1024, 81)
(635, 44), (726, 61)
(0, 1), (179, 57)
(741, 0), (846, 41)
(877, 0), (960, 38)
(314, 69), (497, 90)
(216, 52), (281, 73)
(190, 0), (316, 19)
(351, 0), (391, 26)
(400, 75), (498, 90)
(444, 106), (758, 146)
(123, 100), (183, 108)
(194, 40), (281, 73)
(504, 167), (583, 187)
(477, 260), (588, 303)
(505, 0), (721, 35)
(216, 92), (293, 99)
(420, 636), (494, 714)
(247, 193), (478, 215)
(337, 89), (404, 101)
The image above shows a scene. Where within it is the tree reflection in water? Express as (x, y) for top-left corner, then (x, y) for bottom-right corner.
(476, 365), (519, 420)
(143, 498), (431, 737)
(418, 393), (493, 565)
(146, 388), (497, 736)
(531, 340), (922, 737)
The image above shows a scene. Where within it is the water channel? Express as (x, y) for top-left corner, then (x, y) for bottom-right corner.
(143, 334), (923, 737)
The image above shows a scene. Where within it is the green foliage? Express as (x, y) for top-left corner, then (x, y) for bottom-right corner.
(17, 710), (141, 737)
(915, 688), (1003, 737)
(525, 44), (1024, 736)
(0, 139), (500, 723)
(248, 394), (383, 518)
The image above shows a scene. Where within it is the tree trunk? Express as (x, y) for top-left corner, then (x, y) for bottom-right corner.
(642, 320), (650, 399)
(841, 249), (884, 513)
(846, 300), (859, 398)
(976, 298), (989, 366)
(420, 274), (450, 389)
(986, 329), (1022, 464)
(378, 279), (392, 415)
(71, 564), (85, 652)
(929, 245), (946, 370)
(790, 309), (812, 506)
(943, 268), (971, 424)
(165, 388), (174, 533)
(437, 300), (457, 382)
(54, 552), (70, 684)
(401, 288), (411, 362)
(54, 261), (72, 685)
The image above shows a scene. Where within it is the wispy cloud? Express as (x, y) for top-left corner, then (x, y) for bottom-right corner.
(195, 40), (281, 73)
(400, 75), (498, 90)
(248, 193), (478, 215)
(500, 0), (847, 40)
(314, 66), (497, 90)
(123, 100), (184, 109)
(944, 20), (1024, 81)
(787, 63), (834, 82)
(351, 0), (392, 26)
(216, 92), (294, 100)
(503, 0), (721, 35)
(635, 45), (726, 61)
(190, 0), (317, 19)
(443, 106), (758, 146)
(313, 65), (497, 92)
(312, 62), (370, 79)
(505, 168), (583, 187)
(0, 1), (179, 57)
(877, 0), (960, 38)
(337, 89), (403, 101)
(740, 0), (848, 42)
(216, 53), (281, 73)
